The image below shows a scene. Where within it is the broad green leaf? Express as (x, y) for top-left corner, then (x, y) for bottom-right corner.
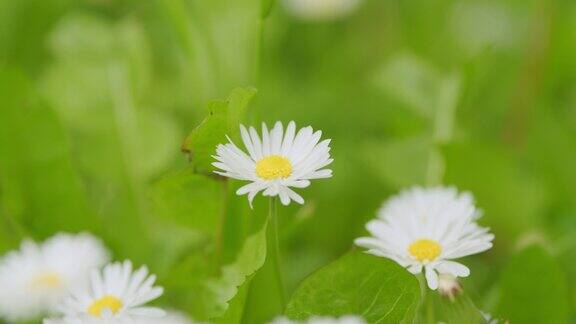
(200, 220), (268, 320)
(0, 69), (93, 238)
(428, 292), (485, 324)
(149, 169), (223, 235)
(286, 251), (421, 323)
(496, 245), (568, 324)
(183, 87), (257, 173)
(213, 275), (252, 324)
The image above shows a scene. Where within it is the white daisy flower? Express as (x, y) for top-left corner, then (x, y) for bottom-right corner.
(269, 315), (366, 324)
(0, 233), (109, 322)
(213, 121), (333, 207)
(355, 186), (494, 290)
(282, 0), (362, 21)
(47, 260), (165, 323)
(44, 310), (193, 324)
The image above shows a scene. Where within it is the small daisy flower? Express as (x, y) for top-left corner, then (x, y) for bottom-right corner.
(282, 0), (362, 21)
(0, 233), (109, 322)
(213, 121), (333, 207)
(270, 315), (366, 324)
(45, 310), (193, 324)
(355, 186), (494, 290)
(48, 260), (165, 323)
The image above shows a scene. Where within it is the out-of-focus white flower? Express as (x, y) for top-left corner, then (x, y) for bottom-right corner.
(45, 310), (194, 324)
(0, 233), (109, 322)
(355, 186), (494, 290)
(213, 121), (333, 207)
(282, 0), (362, 21)
(269, 315), (366, 324)
(437, 274), (462, 301)
(46, 260), (164, 323)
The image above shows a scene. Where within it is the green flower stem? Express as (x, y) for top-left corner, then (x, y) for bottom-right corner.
(418, 274), (435, 324)
(426, 290), (435, 324)
(267, 197), (286, 307)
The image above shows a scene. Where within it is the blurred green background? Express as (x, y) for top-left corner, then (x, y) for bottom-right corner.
(1, 0), (576, 323)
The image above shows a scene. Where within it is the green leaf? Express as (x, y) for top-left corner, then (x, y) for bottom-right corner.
(149, 169), (223, 235)
(212, 276), (252, 324)
(183, 87), (257, 173)
(201, 220), (268, 320)
(429, 292), (485, 324)
(496, 245), (568, 324)
(0, 69), (93, 238)
(286, 251), (421, 323)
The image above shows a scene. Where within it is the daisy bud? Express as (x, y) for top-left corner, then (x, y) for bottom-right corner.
(438, 274), (462, 301)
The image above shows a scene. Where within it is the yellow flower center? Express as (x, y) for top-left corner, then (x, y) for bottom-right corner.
(255, 155), (292, 180)
(28, 272), (61, 290)
(408, 239), (442, 262)
(88, 295), (124, 318)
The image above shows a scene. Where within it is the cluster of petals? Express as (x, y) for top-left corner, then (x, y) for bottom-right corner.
(46, 260), (165, 323)
(213, 121), (333, 207)
(355, 186), (494, 289)
(0, 233), (109, 321)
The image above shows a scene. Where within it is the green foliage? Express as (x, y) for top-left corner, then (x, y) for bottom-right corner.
(444, 142), (546, 244)
(0, 69), (92, 239)
(183, 87), (257, 173)
(2, 0), (576, 323)
(496, 245), (568, 324)
(361, 136), (430, 189)
(205, 221), (267, 320)
(286, 251), (421, 323)
(429, 292), (485, 324)
(150, 169), (223, 235)
(157, 0), (263, 105)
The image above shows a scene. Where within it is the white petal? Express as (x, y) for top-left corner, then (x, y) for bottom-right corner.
(281, 121), (296, 155)
(436, 261), (470, 277)
(261, 122), (271, 157)
(425, 266), (439, 290)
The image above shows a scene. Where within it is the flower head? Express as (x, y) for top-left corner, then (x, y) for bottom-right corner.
(355, 186), (494, 290)
(0, 233), (109, 322)
(47, 260), (165, 323)
(213, 121), (333, 207)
